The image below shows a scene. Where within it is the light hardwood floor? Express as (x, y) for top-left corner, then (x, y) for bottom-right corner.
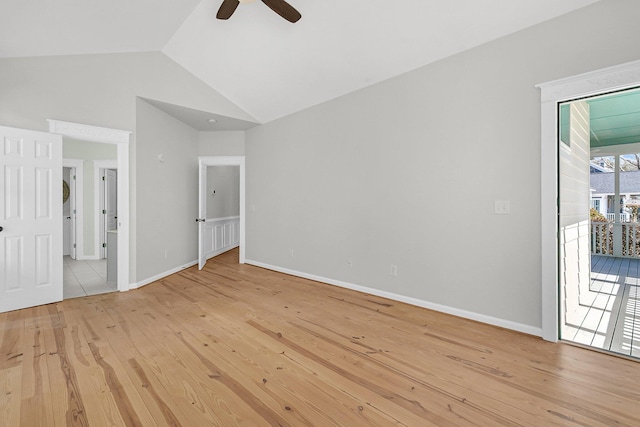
(2, 248), (640, 426)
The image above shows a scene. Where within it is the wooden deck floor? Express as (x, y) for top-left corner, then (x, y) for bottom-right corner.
(2, 249), (640, 426)
(563, 255), (640, 357)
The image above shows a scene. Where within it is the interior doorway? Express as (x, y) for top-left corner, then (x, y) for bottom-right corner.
(62, 143), (117, 298)
(558, 88), (640, 358)
(50, 119), (131, 294)
(197, 156), (245, 270)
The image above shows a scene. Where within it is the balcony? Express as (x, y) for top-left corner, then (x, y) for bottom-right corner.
(605, 212), (631, 222)
(563, 254), (640, 357)
(565, 220), (640, 357)
(591, 221), (640, 257)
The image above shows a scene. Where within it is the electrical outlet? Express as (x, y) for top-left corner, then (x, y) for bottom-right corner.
(290, 249), (294, 257)
(164, 250), (168, 259)
(391, 265), (398, 276)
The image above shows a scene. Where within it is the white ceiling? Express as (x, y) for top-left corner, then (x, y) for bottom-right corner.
(1, 0), (599, 125)
(141, 98), (259, 131)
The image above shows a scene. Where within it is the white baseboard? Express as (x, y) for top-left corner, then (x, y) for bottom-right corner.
(131, 260), (198, 290)
(245, 259), (543, 338)
(131, 247), (239, 290)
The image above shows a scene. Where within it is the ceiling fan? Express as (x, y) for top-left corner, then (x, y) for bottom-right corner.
(217, 0), (302, 23)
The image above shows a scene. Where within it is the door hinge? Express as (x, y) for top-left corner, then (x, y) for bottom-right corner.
(102, 209), (106, 214)
(73, 175), (76, 180)
(102, 176), (105, 181)
(102, 243), (107, 248)
(73, 243), (76, 248)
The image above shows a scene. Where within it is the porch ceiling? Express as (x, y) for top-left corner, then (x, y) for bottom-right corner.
(589, 88), (640, 149)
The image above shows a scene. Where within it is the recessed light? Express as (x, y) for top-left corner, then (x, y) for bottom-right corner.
(207, 118), (217, 124)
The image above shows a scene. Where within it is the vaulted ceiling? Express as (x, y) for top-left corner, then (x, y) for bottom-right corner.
(0, 0), (599, 124)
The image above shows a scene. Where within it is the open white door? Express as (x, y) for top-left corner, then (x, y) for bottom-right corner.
(197, 161), (207, 270)
(105, 169), (117, 231)
(102, 168), (117, 259)
(0, 125), (63, 313)
(69, 167), (77, 259)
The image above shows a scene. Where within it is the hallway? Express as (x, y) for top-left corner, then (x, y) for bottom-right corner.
(63, 256), (116, 299)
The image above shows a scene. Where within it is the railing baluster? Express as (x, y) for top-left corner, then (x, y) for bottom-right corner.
(589, 221), (640, 258)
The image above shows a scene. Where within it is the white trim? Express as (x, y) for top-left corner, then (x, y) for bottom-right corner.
(132, 260), (198, 289)
(49, 120), (131, 292)
(206, 215), (240, 222)
(63, 159), (84, 260)
(47, 119), (131, 144)
(246, 259), (542, 337)
(537, 59), (640, 342)
(93, 160), (118, 259)
(198, 156), (245, 264)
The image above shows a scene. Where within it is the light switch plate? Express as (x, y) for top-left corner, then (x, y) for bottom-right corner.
(494, 200), (511, 215)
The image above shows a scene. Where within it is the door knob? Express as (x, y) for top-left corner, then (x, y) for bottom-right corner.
(0, 226), (3, 232)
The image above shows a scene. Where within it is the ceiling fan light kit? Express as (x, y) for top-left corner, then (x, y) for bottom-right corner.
(216, 0), (301, 23)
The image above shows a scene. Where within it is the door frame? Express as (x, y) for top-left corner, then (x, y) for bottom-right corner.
(538, 59), (640, 342)
(198, 156), (245, 265)
(49, 120), (131, 291)
(94, 160), (118, 259)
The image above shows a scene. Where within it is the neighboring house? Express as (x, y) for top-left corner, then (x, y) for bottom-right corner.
(590, 161), (612, 174)
(590, 168), (640, 221)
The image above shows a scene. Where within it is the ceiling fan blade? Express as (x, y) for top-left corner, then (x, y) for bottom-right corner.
(261, 0), (301, 23)
(217, 0), (240, 20)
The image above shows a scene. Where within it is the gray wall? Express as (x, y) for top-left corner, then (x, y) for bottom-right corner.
(135, 99), (199, 281)
(199, 131), (245, 156)
(245, 0), (640, 331)
(206, 166), (240, 219)
(0, 51), (254, 283)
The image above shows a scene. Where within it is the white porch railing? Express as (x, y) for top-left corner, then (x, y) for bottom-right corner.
(591, 221), (640, 258)
(605, 213), (631, 222)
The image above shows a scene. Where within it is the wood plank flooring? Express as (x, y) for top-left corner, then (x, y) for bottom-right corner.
(2, 248), (640, 426)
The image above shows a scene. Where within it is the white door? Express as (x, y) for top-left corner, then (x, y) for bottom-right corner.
(63, 168), (71, 255)
(0, 126), (63, 313)
(198, 161), (207, 270)
(101, 168), (117, 259)
(69, 167), (77, 259)
(105, 169), (117, 231)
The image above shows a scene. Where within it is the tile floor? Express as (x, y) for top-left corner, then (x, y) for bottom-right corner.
(63, 256), (116, 299)
(563, 255), (640, 358)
